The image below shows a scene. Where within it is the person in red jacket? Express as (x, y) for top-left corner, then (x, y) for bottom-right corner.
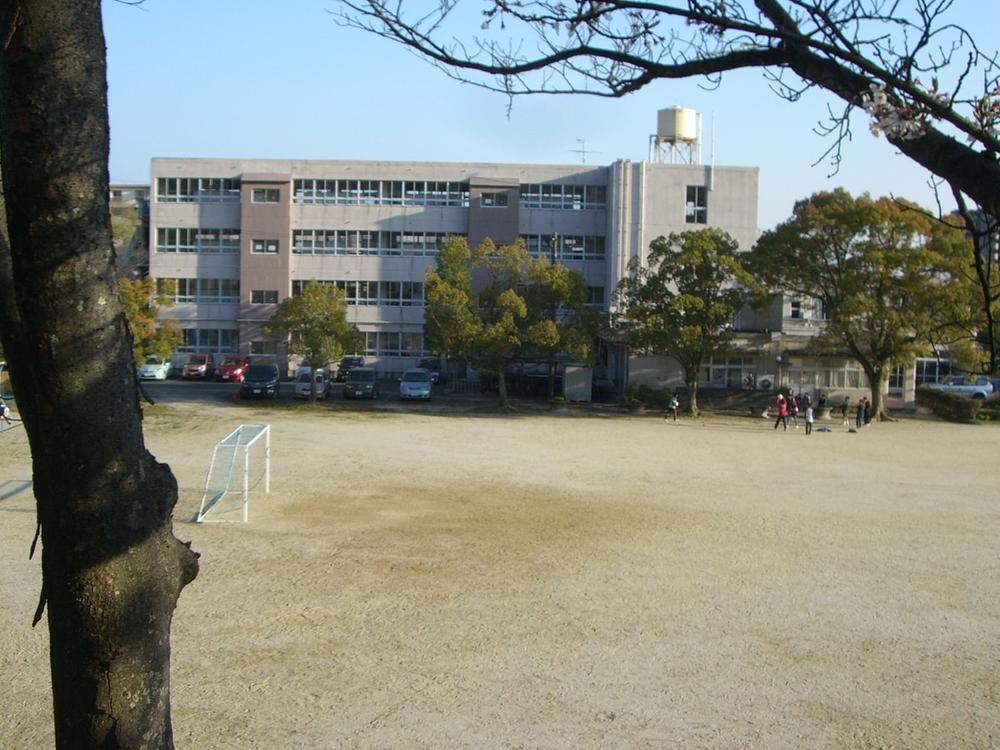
(773, 392), (788, 431)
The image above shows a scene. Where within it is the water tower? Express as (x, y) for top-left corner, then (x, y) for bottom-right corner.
(649, 106), (701, 164)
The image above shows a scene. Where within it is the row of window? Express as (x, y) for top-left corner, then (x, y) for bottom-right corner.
(294, 180), (470, 207)
(156, 227), (241, 253)
(157, 178), (241, 203)
(155, 176), (610, 211)
(292, 229), (458, 256)
(179, 328), (239, 353)
(522, 234), (606, 261)
(158, 278), (240, 304)
(247, 331), (426, 358)
(291, 279), (425, 306)
(519, 183), (607, 210)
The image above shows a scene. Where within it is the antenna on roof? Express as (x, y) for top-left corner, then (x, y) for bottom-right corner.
(569, 138), (601, 165)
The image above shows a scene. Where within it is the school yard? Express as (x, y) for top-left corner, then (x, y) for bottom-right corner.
(1, 401), (997, 749)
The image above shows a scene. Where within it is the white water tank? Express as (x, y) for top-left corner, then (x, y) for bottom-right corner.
(657, 107), (698, 142)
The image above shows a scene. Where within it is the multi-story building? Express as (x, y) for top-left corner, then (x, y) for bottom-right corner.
(149, 155), (759, 378)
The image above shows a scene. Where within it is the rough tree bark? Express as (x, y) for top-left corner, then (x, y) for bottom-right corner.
(0, 2), (199, 748)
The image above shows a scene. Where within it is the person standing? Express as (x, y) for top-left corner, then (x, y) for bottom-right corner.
(787, 388), (799, 429)
(804, 404), (814, 435)
(840, 396), (850, 428)
(856, 397), (865, 429)
(0, 396), (11, 429)
(864, 397), (873, 425)
(773, 392), (788, 431)
(666, 392), (680, 422)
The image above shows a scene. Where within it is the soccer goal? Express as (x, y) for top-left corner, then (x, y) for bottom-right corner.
(196, 424), (270, 523)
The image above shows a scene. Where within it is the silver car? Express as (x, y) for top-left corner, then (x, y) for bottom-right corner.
(138, 355), (173, 380)
(399, 368), (432, 400)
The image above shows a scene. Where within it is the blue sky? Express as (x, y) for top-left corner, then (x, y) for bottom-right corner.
(102, 1), (998, 230)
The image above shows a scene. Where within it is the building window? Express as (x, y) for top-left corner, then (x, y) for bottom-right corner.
(480, 192), (509, 208)
(686, 186), (708, 224)
(251, 188), (280, 204)
(252, 239), (279, 254)
(790, 299), (803, 319)
(586, 286), (605, 307)
(250, 340), (277, 355)
(251, 290), (279, 304)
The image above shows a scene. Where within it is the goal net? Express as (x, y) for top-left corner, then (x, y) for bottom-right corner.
(196, 424), (270, 523)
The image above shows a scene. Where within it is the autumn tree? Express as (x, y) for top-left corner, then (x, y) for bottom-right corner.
(0, 2), (199, 747)
(265, 280), (360, 403)
(616, 228), (760, 414)
(749, 189), (970, 420)
(118, 276), (182, 363)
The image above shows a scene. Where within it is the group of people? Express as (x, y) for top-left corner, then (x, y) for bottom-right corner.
(773, 390), (873, 434)
(772, 388), (815, 434)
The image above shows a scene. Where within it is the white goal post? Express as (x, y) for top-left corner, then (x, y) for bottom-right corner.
(196, 424), (270, 523)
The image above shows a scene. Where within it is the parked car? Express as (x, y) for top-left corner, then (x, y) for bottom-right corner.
(294, 368), (330, 399)
(399, 368), (433, 400)
(182, 353), (215, 379)
(138, 355), (173, 380)
(928, 375), (994, 400)
(343, 367), (378, 399)
(239, 364), (281, 399)
(217, 355), (251, 383)
(336, 355), (365, 382)
(417, 358), (443, 384)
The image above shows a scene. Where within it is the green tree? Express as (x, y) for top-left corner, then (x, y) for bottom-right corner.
(0, 3), (199, 746)
(423, 235), (479, 369)
(617, 228), (760, 415)
(424, 236), (540, 408)
(118, 276), (182, 364)
(265, 280), (359, 403)
(750, 189), (969, 421)
(523, 257), (596, 401)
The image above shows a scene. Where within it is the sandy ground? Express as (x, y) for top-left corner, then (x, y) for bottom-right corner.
(1, 399), (998, 749)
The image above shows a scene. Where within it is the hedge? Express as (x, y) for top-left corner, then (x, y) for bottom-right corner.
(915, 385), (981, 423)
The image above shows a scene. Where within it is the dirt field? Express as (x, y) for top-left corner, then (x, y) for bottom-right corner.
(1, 400), (998, 749)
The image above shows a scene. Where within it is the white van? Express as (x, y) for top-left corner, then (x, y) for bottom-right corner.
(294, 367), (330, 399)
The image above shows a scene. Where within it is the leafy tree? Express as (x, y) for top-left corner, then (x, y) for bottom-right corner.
(425, 236), (545, 408)
(424, 235), (479, 367)
(118, 276), (182, 364)
(0, 2), (199, 747)
(523, 257), (597, 401)
(749, 189), (969, 420)
(339, 1), (1000, 220)
(264, 280), (359, 403)
(616, 228), (760, 414)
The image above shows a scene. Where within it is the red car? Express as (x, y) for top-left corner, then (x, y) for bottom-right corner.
(216, 355), (250, 383)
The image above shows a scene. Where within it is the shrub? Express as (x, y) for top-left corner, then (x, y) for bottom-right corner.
(625, 383), (674, 410)
(915, 385), (981, 423)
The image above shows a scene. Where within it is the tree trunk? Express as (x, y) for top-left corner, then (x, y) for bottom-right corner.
(497, 361), (510, 409)
(0, 3), (199, 748)
(867, 365), (891, 422)
(685, 369), (700, 415)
